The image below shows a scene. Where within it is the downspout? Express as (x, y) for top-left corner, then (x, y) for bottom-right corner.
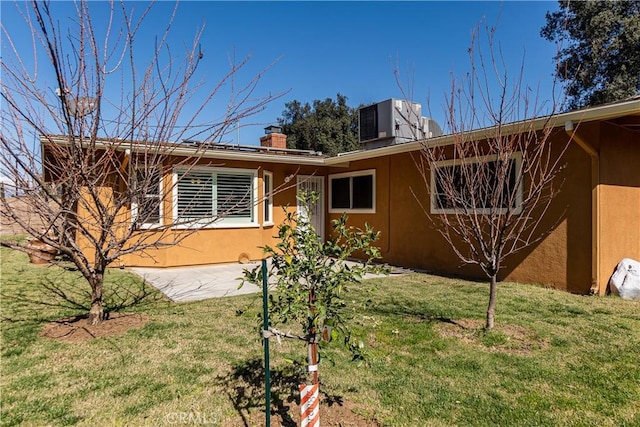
(564, 121), (602, 295)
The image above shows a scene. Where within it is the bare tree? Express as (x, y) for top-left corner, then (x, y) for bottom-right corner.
(0, 1), (284, 324)
(405, 22), (568, 329)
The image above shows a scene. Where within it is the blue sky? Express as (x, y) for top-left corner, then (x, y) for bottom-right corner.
(1, 1), (561, 147)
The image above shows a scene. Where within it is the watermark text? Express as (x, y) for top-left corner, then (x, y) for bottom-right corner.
(164, 411), (218, 425)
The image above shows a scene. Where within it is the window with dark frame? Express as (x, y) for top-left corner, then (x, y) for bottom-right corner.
(432, 156), (520, 212)
(329, 171), (375, 212)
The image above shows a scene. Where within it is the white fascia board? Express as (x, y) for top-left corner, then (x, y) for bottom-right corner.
(164, 146), (326, 165)
(41, 136), (326, 166)
(325, 98), (640, 165)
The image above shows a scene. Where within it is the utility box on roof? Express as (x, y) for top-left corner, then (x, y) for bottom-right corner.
(358, 98), (443, 149)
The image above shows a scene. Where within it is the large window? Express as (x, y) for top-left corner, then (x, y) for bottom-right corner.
(173, 167), (257, 227)
(329, 169), (375, 213)
(430, 154), (522, 214)
(263, 171), (273, 225)
(132, 168), (161, 228)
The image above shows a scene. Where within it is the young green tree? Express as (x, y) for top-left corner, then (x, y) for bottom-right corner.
(243, 190), (384, 386)
(541, 0), (640, 109)
(277, 94), (360, 155)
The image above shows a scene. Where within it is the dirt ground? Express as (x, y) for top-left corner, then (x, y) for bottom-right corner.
(40, 313), (149, 342)
(235, 396), (380, 427)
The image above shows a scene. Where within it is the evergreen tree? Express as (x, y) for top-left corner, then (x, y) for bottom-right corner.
(541, 0), (640, 109)
(278, 94), (360, 155)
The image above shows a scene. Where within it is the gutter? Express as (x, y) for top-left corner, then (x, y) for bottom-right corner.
(565, 121), (601, 295)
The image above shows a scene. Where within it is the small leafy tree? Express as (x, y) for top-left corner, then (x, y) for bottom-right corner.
(243, 190), (384, 386)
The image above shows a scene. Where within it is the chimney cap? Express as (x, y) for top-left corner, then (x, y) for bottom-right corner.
(264, 125), (283, 134)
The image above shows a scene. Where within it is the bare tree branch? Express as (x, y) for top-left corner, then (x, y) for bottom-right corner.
(401, 20), (569, 329)
(1, 0), (286, 324)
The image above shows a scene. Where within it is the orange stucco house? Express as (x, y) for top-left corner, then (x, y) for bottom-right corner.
(43, 97), (639, 295)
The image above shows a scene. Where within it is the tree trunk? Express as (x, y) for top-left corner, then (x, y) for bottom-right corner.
(88, 272), (104, 325)
(308, 286), (319, 385)
(307, 338), (318, 384)
(486, 274), (497, 330)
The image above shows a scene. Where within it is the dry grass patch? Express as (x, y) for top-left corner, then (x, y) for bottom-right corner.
(436, 318), (550, 355)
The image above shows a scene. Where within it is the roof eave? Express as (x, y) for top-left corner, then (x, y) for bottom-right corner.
(326, 98), (640, 165)
(41, 98), (639, 167)
(40, 136), (327, 166)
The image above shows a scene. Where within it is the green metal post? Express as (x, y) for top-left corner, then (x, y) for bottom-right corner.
(262, 259), (271, 426)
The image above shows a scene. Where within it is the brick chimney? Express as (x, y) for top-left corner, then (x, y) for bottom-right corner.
(260, 125), (287, 149)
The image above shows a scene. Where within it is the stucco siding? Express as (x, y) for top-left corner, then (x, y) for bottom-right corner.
(55, 105), (637, 296)
(598, 122), (640, 289)
(503, 136), (593, 293)
(120, 160), (327, 267)
(329, 135), (594, 293)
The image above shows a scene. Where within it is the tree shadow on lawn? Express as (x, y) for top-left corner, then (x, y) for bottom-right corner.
(370, 299), (551, 354)
(369, 299), (466, 328)
(217, 357), (301, 426)
(216, 358), (347, 427)
(2, 274), (163, 323)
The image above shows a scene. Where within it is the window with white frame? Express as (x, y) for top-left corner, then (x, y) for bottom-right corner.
(263, 171), (273, 225)
(430, 153), (523, 214)
(174, 167), (257, 226)
(329, 169), (375, 213)
(132, 167), (161, 228)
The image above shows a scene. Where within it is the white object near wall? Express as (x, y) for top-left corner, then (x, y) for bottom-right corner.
(609, 258), (640, 301)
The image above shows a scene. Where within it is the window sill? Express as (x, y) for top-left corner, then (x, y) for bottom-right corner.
(430, 207), (523, 215)
(262, 222), (274, 228)
(328, 208), (376, 214)
(172, 222), (260, 230)
(135, 223), (163, 230)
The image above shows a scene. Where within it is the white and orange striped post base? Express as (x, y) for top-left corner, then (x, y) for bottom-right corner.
(299, 383), (320, 427)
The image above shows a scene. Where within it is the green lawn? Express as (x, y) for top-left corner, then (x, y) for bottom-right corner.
(1, 245), (639, 426)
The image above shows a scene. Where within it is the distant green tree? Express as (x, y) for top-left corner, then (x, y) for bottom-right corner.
(541, 0), (640, 109)
(278, 94), (360, 156)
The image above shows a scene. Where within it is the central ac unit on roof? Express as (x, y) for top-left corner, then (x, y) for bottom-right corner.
(358, 98), (442, 149)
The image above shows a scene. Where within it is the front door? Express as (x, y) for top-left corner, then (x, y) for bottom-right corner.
(297, 175), (325, 241)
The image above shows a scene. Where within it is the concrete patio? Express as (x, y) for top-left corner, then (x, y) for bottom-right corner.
(130, 262), (263, 302)
(130, 260), (408, 302)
